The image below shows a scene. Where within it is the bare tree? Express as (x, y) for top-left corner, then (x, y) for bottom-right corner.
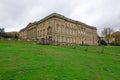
(112, 31), (120, 45)
(102, 27), (113, 44)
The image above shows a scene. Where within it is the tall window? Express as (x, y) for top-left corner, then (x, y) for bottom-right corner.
(66, 28), (68, 34)
(47, 26), (52, 35)
(58, 27), (61, 33)
(57, 36), (59, 42)
(56, 24), (59, 32)
(61, 25), (65, 33)
(55, 35), (57, 41)
(43, 29), (45, 36)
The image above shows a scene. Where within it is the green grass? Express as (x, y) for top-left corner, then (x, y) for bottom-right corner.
(0, 40), (120, 80)
(71, 45), (120, 55)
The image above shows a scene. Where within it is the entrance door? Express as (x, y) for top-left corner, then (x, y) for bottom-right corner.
(82, 41), (84, 45)
(41, 38), (45, 45)
(48, 36), (52, 45)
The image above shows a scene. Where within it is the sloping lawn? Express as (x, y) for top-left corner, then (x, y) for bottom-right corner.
(0, 40), (120, 80)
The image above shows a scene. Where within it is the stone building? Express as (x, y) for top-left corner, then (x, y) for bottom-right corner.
(19, 13), (98, 45)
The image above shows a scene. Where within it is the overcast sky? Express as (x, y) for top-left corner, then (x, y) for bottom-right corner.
(0, 0), (120, 35)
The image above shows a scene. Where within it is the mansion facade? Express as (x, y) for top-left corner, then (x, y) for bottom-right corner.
(19, 13), (98, 45)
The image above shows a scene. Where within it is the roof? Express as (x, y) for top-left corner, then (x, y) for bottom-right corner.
(22, 13), (97, 30)
(19, 28), (26, 32)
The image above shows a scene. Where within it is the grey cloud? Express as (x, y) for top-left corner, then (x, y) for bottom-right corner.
(0, 0), (120, 35)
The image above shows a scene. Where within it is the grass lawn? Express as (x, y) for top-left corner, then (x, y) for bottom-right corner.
(0, 40), (120, 80)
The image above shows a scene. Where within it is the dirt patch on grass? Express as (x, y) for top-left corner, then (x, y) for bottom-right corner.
(95, 72), (101, 80)
(112, 54), (120, 56)
(103, 67), (110, 72)
(41, 65), (47, 69)
(16, 69), (30, 73)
